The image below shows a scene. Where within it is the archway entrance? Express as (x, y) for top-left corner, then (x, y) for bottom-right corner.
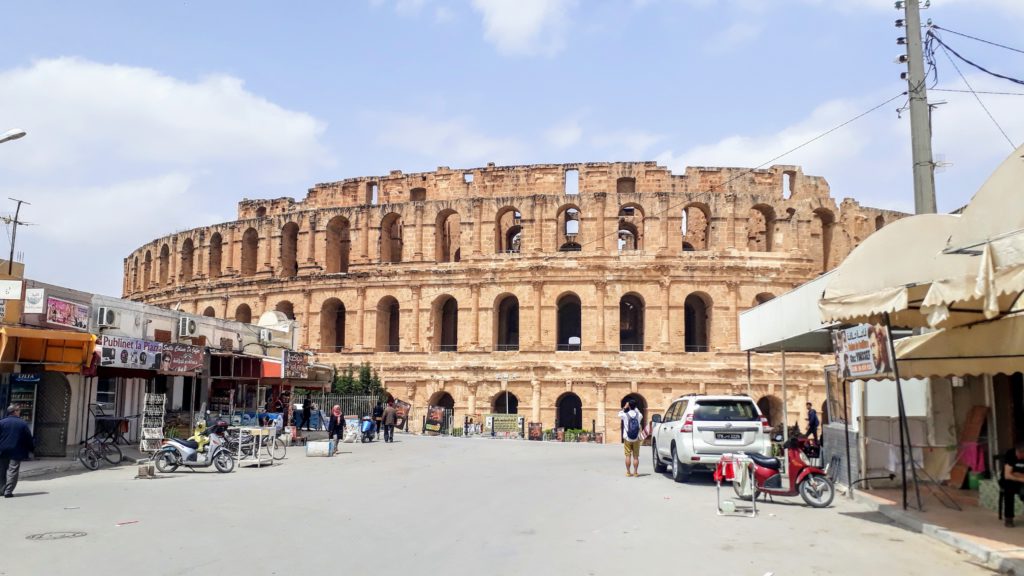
(621, 393), (648, 441)
(493, 391), (519, 414)
(428, 391), (455, 410)
(556, 392), (583, 430)
(757, 395), (785, 427)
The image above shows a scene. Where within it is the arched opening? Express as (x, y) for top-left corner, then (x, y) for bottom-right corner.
(782, 170), (795, 200)
(143, 250), (152, 288)
(556, 392), (583, 430)
(813, 208), (835, 272)
(494, 294), (520, 351)
(235, 303), (252, 324)
(557, 205), (582, 252)
(131, 257), (139, 292)
(495, 207), (522, 253)
(434, 296), (458, 352)
(684, 293), (711, 352)
(683, 203), (710, 250)
(256, 206), (267, 218)
(208, 232), (223, 279)
(428, 391), (455, 410)
(746, 205), (776, 252)
(493, 391), (519, 414)
(325, 215), (351, 273)
(180, 238), (194, 282)
(275, 300), (295, 320)
(409, 187), (426, 202)
(617, 204), (644, 251)
(280, 222), (299, 277)
(757, 395), (785, 427)
(821, 400), (830, 425)
(682, 242), (695, 251)
(621, 393), (648, 431)
(158, 244), (170, 286)
(616, 177), (636, 195)
(375, 296), (400, 352)
(380, 213), (404, 263)
(875, 215), (885, 231)
(321, 298), (346, 352)
(619, 293), (645, 351)
(202, 306), (216, 318)
(435, 210), (461, 263)
(241, 227), (259, 276)
(556, 293), (582, 351)
(754, 292), (776, 306)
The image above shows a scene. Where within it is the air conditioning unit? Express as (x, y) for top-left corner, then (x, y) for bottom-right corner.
(178, 317), (198, 338)
(96, 307), (118, 328)
(258, 328), (272, 344)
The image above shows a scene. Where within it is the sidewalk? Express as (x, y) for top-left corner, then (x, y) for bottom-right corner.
(850, 487), (1024, 574)
(19, 446), (148, 480)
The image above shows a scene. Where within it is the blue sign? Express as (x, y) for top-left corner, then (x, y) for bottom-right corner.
(11, 374), (40, 384)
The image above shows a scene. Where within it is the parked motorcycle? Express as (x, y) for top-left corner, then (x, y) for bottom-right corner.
(153, 420), (235, 474)
(360, 416), (376, 443)
(734, 434), (834, 508)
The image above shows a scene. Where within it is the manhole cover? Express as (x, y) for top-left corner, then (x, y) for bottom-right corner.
(26, 531), (87, 541)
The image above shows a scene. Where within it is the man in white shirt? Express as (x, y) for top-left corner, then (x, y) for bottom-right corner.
(618, 399), (643, 477)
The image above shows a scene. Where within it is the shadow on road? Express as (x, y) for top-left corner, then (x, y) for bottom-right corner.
(9, 491), (48, 497)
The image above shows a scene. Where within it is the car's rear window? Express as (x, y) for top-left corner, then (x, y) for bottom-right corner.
(693, 400), (758, 421)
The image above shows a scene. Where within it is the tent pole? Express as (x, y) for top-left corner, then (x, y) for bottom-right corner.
(782, 348), (789, 448)
(883, 313), (923, 511)
(843, 376), (853, 498)
(746, 351), (752, 397)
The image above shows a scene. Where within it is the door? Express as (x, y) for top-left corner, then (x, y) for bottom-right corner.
(34, 372), (71, 457)
(657, 401), (681, 458)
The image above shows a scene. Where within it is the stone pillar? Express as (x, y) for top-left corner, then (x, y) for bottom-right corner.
(169, 238), (178, 285)
(302, 290), (312, 349)
(533, 196), (545, 253)
(305, 215), (317, 264)
(359, 208), (370, 263)
(226, 226), (236, 273)
(356, 287), (366, 351)
(221, 296), (229, 320)
(595, 380), (607, 437)
(659, 277), (670, 351)
(414, 203), (424, 260)
(466, 382), (478, 417)
(472, 199), (483, 257)
(263, 226), (274, 273)
(595, 281), (607, 348)
(258, 293), (267, 317)
(531, 379), (542, 424)
(533, 281), (543, 349)
(471, 283), (481, 349)
(728, 280), (740, 350)
(594, 192), (607, 253)
(658, 192), (670, 253)
(411, 285), (421, 352)
(726, 193), (739, 250)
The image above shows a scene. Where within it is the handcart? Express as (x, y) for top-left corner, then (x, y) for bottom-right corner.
(714, 453), (757, 517)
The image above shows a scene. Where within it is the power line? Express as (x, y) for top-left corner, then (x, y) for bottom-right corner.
(932, 88), (1024, 96)
(931, 24), (1024, 56)
(927, 32), (1024, 86)
(539, 91), (908, 259)
(936, 42), (1018, 149)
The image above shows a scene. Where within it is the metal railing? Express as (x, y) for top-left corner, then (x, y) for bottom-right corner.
(377, 345), (400, 352)
(439, 344), (458, 352)
(496, 343), (519, 351)
(685, 344), (710, 352)
(556, 343), (582, 351)
(619, 343), (644, 352)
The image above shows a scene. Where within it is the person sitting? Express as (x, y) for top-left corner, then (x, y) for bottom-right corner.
(1002, 442), (1024, 527)
(188, 420), (210, 454)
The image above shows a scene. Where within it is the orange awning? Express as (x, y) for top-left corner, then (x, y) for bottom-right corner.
(0, 326), (96, 374)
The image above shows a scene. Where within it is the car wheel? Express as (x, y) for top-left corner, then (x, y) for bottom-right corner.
(652, 440), (667, 473)
(671, 446), (690, 483)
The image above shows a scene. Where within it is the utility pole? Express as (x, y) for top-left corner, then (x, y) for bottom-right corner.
(899, 0), (937, 214)
(5, 198), (30, 275)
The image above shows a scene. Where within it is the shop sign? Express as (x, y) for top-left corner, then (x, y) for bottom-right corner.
(424, 405), (446, 433)
(528, 422), (543, 441)
(282, 350), (308, 379)
(831, 323), (894, 380)
(99, 334), (162, 370)
(23, 289), (44, 314)
(160, 343), (204, 374)
(46, 296), (89, 330)
(0, 280), (21, 300)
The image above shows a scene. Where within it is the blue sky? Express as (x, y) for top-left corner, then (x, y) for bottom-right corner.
(1, 0), (1022, 295)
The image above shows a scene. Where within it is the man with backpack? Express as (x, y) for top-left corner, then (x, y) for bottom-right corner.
(619, 399), (643, 477)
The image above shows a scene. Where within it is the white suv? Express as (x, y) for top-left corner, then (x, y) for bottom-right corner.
(650, 394), (771, 482)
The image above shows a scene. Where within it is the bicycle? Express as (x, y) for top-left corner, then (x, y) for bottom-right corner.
(224, 428), (286, 461)
(77, 438), (123, 470)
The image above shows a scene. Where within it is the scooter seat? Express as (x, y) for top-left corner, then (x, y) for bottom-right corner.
(175, 439), (200, 450)
(745, 451), (781, 470)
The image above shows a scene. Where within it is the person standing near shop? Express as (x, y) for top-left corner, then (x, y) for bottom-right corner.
(0, 405), (34, 498)
(381, 401), (397, 443)
(327, 405), (345, 454)
(302, 395), (312, 431)
(372, 403), (384, 440)
(618, 399), (643, 477)
(1002, 442), (1024, 527)
(805, 402), (820, 442)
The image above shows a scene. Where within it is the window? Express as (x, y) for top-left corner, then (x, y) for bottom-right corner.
(435, 210), (461, 263)
(96, 377), (119, 412)
(693, 400), (758, 422)
(208, 232), (223, 279)
(325, 216), (351, 273)
(565, 169), (579, 195)
(280, 222), (299, 277)
(180, 238), (194, 282)
(241, 228), (259, 276)
(380, 213), (404, 263)
(556, 293), (582, 351)
(410, 187), (426, 202)
(616, 177), (636, 195)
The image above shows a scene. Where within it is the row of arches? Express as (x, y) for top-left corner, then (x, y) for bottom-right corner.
(425, 390), (649, 431)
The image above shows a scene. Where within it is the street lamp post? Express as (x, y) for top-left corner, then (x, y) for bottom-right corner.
(1, 129), (29, 274)
(0, 129), (26, 145)
(497, 373), (518, 414)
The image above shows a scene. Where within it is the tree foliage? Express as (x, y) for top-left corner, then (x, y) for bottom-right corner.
(332, 362), (382, 395)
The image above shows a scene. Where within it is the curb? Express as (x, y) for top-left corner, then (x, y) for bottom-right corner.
(850, 490), (1024, 574)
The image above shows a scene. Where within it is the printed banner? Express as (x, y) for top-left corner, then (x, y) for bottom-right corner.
(0, 280), (22, 300)
(831, 324), (893, 380)
(528, 422), (543, 441)
(486, 413), (523, 437)
(23, 289), (44, 314)
(160, 343), (204, 374)
(394, 399), (412, 429)
(99, 334), (162, 370)
(282, 350), (309, 379)
(46, 296), (90, 330)
(424, 405), (446, 433)
(824, 366), (847, 425)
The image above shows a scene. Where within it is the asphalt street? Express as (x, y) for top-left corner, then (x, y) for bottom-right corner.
(0, 435), (988, 576)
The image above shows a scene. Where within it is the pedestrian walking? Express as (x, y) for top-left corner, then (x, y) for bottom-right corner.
(382, 401), (397, 443)
(302, 395), (312, 431)
(805, 402), (820, 442)
(618, 399), (643, 477)
(0, 405), (34, 498)
(1003, 442), (1024, 527)
(372, 403), (384, 440)
(327, 405), (345, 454)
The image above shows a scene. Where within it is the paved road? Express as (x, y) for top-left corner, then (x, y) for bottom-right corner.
(1, 435), (986, 576)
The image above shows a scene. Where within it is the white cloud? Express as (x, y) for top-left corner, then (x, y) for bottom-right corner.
(592, 130), (666, 159)
(470, 0), (578, 57)
(374, 114), (525, 165)
(545, 117), (584, 149)
(705, 20), (762, 53)
(0, 57), (331, 295)
(434, 5), (455, 23)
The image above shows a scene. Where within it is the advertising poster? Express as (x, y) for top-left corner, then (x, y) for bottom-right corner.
(528, 422), (543, 441)
(394, 399), (412, 429)
(831, 324), (893, 380)
(282, 350), (309, 379)
(46, 296), (90, 330)
(160, 343), (204, 374)
(487, 414), (522, 437)
(424, 405), (446, 433)
(23, 289), (45, 314)
(99, 334), (162, 370)
(824, 366), (847, 425)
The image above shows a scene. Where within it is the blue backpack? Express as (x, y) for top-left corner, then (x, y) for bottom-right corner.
(626, 412), (641, 440)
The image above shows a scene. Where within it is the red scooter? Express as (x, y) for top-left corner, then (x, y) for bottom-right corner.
(735, 435), (835, 508)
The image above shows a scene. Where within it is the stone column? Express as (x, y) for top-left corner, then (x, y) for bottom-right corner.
(414, 203), (424, 260)
(263, 226), (274, 273)
(728, 280), (740, 350)
(595, 281), (607, 348)
(411, 285), (422, 352)
(471, 283), (481, 349)
(594, 192), (607, 253)
(226, 226), (236, 273)
(533, 281), (543, 350)
(472, 199), (483, 257)
(533, 196), (545, 253)
(531, 379), (542, 424)
(595, 380), (607, 437)
(660, 277), (671, 351)
(356, 286), (366, 351)
(466, 382), (479, 417)
(658, 192), (670, 254)
(221, 296), (229, 320)
(726, 193), (739, 250)
(359, 207), (370, 263)
(169, 238), (178, 285)
(305, 215), (317, 264)
(258, 293), (268, 316)
(302, 290), (313, 349)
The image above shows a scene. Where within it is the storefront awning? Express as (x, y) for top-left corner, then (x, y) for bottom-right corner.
(894, 313), (1024, 378)
(0, 326), (96, 373)
(740, 271), (837, 352)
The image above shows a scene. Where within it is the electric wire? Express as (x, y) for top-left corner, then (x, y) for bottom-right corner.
(931, 25), (1024, 56)
(932, 88), (1024, 96)
(927, 32), (1024, 86)
(935, 38), (1018, 149)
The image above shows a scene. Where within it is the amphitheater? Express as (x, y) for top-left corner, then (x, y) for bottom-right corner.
(124, 161), (902, 439)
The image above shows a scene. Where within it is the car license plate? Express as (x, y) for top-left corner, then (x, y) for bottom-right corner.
(715, 432), (742, 440)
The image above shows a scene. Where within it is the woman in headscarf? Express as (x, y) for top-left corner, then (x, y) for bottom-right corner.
(327, 405), (345, 454)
